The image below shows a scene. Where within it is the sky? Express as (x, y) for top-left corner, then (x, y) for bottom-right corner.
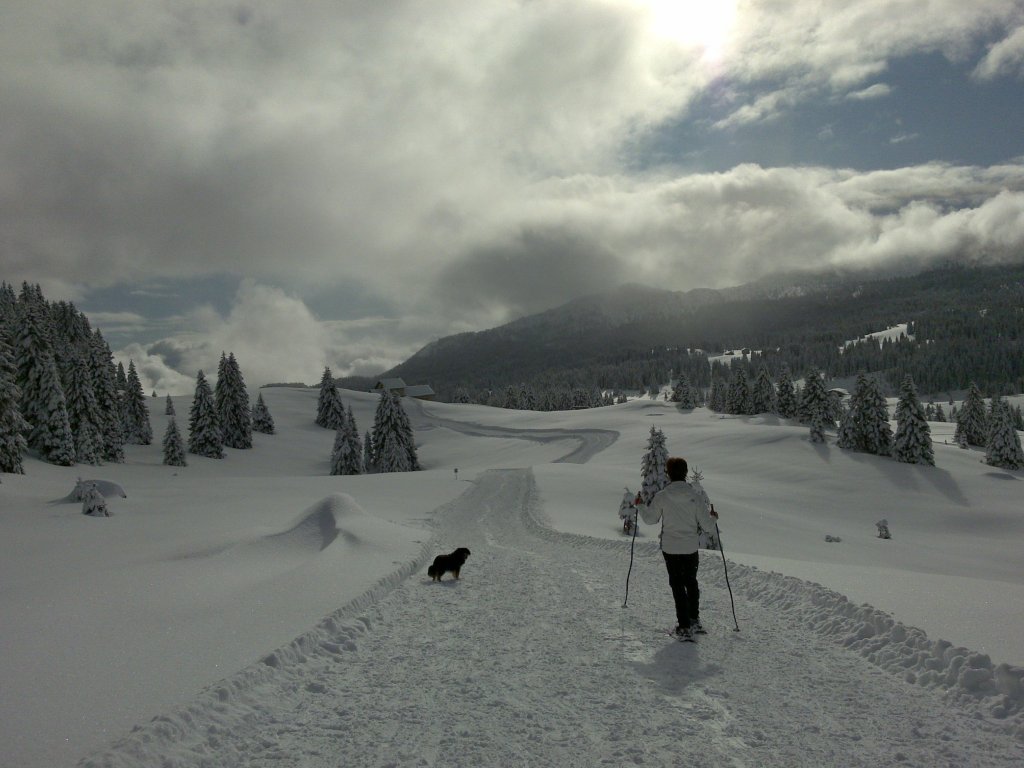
(3, 0), (1024, 392)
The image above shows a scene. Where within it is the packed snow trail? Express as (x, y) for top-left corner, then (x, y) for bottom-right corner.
(82, 469), (1021, 767)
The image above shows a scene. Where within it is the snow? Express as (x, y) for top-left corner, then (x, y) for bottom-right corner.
(2, 388), (1023, 767)
(841, 322), (914, 349)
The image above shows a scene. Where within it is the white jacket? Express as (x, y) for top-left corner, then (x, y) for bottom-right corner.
(640, 481), (715, 554)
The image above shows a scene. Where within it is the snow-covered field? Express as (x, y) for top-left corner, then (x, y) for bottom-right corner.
(2, 388), (1023, 767)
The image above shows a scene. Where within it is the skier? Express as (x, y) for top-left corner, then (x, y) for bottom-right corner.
(640, 456), (718, 641)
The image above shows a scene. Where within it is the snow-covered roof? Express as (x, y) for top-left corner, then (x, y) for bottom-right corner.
(374, 378), (407, 391)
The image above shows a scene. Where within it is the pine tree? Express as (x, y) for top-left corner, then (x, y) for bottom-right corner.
(893, 376), (934, 465)
(371, 391), (415, 473)
(836, 376), (863, 450)
(640, 425), (669, 504)
(958, 383), (988, 447)
(393, 392), (420, 471)
(363, 430), (374, 473)
(0, 337), (28, 474)
(315, 367), (345, 429)
(860, 376), (893, 456)
(751, 367), (776, 414)
(251, 392), (276, 434)
(81, 483), (109, 517)
(188, 370), (224, 459)
(985, 399), (1024, 470)
(215, 352), (252, 449)
(123, 360), (153, 445)
(801, 368), (829, 443)
(775, 366), (798, 418)
(672, 374), (696, 409)
(726, 368), (751, 415)
(64, 351), (104, 465)
(165, 394), (175, 416)
(88, 330), (125, 463)
(708, 379), (726, 413)
(330, 407), (363, 476)
(162, 417), (188, 467)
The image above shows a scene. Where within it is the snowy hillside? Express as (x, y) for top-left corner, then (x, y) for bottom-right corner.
(2, 388), (1023, 767)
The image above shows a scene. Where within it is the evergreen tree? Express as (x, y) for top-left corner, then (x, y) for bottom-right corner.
(32, 353), (75, 465)
(893, 376), (934, 465)
(165, 394), (175, 416)
(123, 360), (153, 445)
(371, 391), (417, 473)
(315, 367), (345, 429)
(64, 350), (104, 465)
(215, 353), (252, 449)
(985, 399), (1024, 470)
(251, 392), (276, 434)
(89, 331), (125, 463)
(934, 403), (946, 422)
(708, 379), (726, 413)
(775, 366), (798, 418)
(640, 425), (669, 504)
(330, 407), (363, 476)
(162, 417), (188, 467)
(363, 430), (374, 473)
(861, 376), (893, 456)
(801, 368), (829, 443)
(188, 370), (224, 459)
(0, 337), (28, 474)
(751, 367), (776, 414)
(81, 483), (109, 517)
(503, 385), (519, 409)
(958, 383), (988, 447)
(672, 374), (696, 409)
(836, 376), (863, 451)
(726, 368), (751, 415)
(452, 387), (471, 404)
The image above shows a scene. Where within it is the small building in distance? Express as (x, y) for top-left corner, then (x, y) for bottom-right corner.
(373, 378), (436, 401)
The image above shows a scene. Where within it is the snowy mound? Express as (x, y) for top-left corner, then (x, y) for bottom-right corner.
(229, 494), (368, 558)
(58, 478), (127, 502)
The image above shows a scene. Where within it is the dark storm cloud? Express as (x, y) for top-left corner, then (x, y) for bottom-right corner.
(435, 228), (629, 321)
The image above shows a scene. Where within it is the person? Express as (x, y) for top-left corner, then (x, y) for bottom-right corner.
(640, 456), (718, 641)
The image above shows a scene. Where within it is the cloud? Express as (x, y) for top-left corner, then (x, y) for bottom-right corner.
(973, 25), (1024, 79)
(846, 83), (892, 100)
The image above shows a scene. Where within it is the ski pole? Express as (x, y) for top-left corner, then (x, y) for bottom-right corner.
(622, 507), (640, 608)
(714, 516), (740, 632)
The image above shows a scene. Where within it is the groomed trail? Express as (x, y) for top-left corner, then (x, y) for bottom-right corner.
(82, 469), (1022, 767)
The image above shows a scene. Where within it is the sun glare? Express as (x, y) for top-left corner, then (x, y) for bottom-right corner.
(642, 0), (738, 64)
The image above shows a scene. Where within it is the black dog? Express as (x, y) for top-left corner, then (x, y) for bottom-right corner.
(428, 547), (471, 581)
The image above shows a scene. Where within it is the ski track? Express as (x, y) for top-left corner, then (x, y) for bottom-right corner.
(82, 468), (1023, 768)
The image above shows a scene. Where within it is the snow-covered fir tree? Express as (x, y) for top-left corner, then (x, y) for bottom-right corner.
(958, 382), (988, 447)
(751, 367), (776, 414)
(162, 417), (188, 467)
(64, 350), (104, 465)
(330, 407), (363, 476)
(801, 368), (829, 443)
(371, 391), (418, 473)
(251, 392), (275, 434)
(315, 367), (345, 429)
(672, 374), (696, 409)
(165, 394), (175, 416)
(985, 399), (1024, 470)
(81, 482), (109, 516)
(363, 430), (374, 473)
(836, 375), (863, 450)
(0, 337), (28, 474)
(215, 352), (252, 449)
(187, 370), (224, 459)
(860, 376), (893, 456)
(503, 385), (519, 409)
(774, 366), (798, 421)
(708, 379), (726, 413)
(88, 330), (125, 463)
(452, 387), (471, 404)
(640, 425), (669, 504)
(123, 360), (153, 445)
(689, 469), (718, 548)
(933, 403), (946, 422)
(618, 487), (637, 532)
(893, 376), (934, 465)
(726, 368), (752, 415)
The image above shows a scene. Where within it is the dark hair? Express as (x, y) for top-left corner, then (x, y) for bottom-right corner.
(666, 457), (688, 482)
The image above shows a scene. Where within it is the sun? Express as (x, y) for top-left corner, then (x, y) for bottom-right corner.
(641, 0), (739, 64)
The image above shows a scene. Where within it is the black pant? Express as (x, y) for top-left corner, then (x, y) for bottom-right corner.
(663, 552), (700, 629)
